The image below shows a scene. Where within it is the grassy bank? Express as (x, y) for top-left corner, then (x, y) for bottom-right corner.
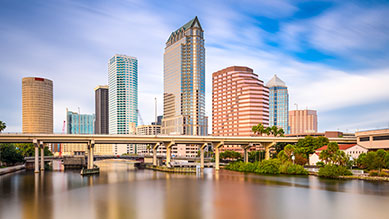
(225, 160), (309, 175)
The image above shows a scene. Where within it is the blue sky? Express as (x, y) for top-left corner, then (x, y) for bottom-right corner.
(0, 0), (388, 133)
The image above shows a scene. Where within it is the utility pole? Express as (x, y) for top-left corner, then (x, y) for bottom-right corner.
(78, 107), (81, 134)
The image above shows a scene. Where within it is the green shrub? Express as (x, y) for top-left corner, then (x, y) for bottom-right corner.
(280, 163), (309, 175)
(318, 164), (352, 178)
(225, 161), (259, 172)
(379, 171), (389, 177)
(256, 159), (281, 174)
(316, 161), (325, 167)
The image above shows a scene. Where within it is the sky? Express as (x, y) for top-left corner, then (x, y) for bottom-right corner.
(0, 0), (388, 134)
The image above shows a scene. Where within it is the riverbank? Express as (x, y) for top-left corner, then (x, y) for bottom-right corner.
(145, 164), (196, 173)
(0, 164), (25, 175)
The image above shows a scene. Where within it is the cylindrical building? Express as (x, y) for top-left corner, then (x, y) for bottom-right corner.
(22, 77), (53, 134)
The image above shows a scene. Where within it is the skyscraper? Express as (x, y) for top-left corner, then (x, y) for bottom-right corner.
(66, 109), (95, 134)
(266, 74), (289, 133)
(95, 85), (109, 134)
(22, 77), (53, 134)
(212, 66), (269, 137)
(289, 109), (318, 134)
(162, 16), (207, 136)
(108, 54), (138, 134)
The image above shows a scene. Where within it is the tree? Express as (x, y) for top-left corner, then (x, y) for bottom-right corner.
(0, 143), (24, 165)
(0, 121), (6, 133)
(274, 142), (288, 154)
(356, 153), (367, 169)
(264, 127), (271, 136)
(252, 123), (265, 136)
(16, 143), (53, 157)
(374, 149), (386, 171)
(315, 136), (329, 149)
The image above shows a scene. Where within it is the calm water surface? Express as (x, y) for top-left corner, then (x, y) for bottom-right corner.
(1, 160), (389, 219)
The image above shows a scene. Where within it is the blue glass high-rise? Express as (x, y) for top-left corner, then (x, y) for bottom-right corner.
(266, 75), (289, 134)
(66, 110), (95, 134)
(108, 54), (138, 134)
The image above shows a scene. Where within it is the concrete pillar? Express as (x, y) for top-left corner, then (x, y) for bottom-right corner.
(40, 142), (44, 171)
(200, 143), (207, 169)
(244, 148), (248, 163)
(264, 142), (275, 160)
(90, 144), (94, 169)
(213, 141), (224, 171)
(87, 141), (95, 169)
(165, 142), (174, 167)
(200, 147), (205, 169)
(265, 145), (270, 160)
(166, 146), (171, 167)
(34, 141), (39, 173)
(153, 143), (159, 166)
(215, 146), (220, 171)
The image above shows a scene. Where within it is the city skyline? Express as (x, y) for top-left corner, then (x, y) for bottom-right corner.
(1, 0), (389, 133)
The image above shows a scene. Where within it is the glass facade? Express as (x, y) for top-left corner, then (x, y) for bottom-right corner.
(66, 110), (95, 134)
(267, 75), (289, 134)
(162, 17), (207, 136)
(108, 54), (138, 134)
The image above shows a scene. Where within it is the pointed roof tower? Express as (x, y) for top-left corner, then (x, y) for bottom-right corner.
(166, 16), (202, 43)
(266, 74), (287, 88)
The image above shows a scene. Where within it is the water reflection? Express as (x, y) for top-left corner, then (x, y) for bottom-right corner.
(0, 160), (389, 219)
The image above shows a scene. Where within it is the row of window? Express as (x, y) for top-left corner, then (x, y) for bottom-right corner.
(360, 135), (389, 141)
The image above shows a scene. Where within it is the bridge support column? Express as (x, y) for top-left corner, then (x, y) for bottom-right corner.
(165, 141), (174, 167)
(213, 142), (224, 171)
(40, 141), (44, 171)
(244, 148), (248, 163)
(263, 142), (276, 160)
(152, 143), (159, 166)
(200, 143), (207, 169)
(242, 144), (253, 163)
(88, 140), (95, 169)
(33, 139), (39, 173)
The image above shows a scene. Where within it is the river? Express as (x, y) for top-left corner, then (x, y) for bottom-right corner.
(1, 160), (389, 219)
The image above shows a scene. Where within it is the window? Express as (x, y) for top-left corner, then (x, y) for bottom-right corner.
(373, 135), (389, 141)
(359, 137), (369, 142)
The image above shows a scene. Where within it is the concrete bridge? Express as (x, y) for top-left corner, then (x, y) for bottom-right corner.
(0, 134), (356, 173)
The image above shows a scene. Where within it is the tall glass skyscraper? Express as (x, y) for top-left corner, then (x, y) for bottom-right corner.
(66, 109), (95, 134)
(108, 54), (138, 134)
(162, 16), (207, 136)
(266, 74), (289, 133)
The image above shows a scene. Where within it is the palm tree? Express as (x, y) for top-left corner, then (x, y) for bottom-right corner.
(252, 123), (265, 136)
(278, 128), (285, 137)
(319, 149), (331, 164)
(264, 127), (271, 136)
(0, 121), (5, 133)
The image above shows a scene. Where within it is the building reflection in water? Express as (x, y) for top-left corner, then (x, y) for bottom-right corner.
(1, 160), (389, 219)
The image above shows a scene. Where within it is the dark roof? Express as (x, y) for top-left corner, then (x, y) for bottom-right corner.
(166, 16), (202, 43)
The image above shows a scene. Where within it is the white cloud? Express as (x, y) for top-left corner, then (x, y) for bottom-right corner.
(279, 3), (389, 61)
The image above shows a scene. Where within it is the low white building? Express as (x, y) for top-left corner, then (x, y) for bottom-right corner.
(309, 144), (368, 166)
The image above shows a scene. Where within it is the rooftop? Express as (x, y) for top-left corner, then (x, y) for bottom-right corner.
(266, 74), (287, 88)
(316, 144), (359, 151)
(166, 16), (202, 43)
